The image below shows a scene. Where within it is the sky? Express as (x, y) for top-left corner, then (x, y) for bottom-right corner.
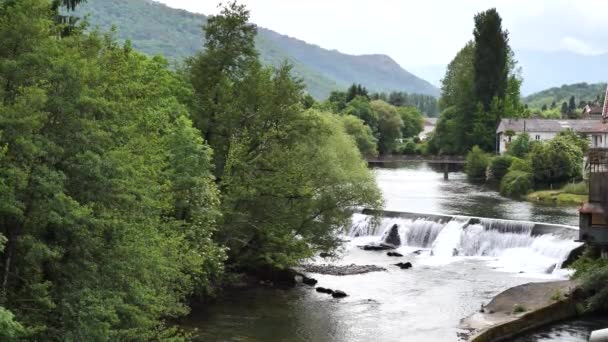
(157, 0), (608, 69)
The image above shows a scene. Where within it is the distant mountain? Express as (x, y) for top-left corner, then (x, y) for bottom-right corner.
(409, 49), (608, 97)
(72, 0), (439, 99)
(523, 82), (607, 109)
(516, 50), (608, 95)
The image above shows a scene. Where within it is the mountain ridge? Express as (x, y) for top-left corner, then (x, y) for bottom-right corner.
(72, 0), (439, 99)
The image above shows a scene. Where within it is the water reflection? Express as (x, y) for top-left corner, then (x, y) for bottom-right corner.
(510, 315), (608, 342)
(372, 162), (579, 226)
(182, 162), (581, 342)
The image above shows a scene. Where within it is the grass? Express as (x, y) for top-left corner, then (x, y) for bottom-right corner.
(526, 190), (587, 206)
(513, 304), (527, 314)
(527, 181), (588, 206)
(550, 289), (563, 302)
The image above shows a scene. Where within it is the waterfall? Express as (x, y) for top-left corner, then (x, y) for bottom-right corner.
(348, 214), (582, 274)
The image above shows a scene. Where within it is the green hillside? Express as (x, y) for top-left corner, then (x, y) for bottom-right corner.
(72, 0), (438, 99)
(523, 82), (607, 109)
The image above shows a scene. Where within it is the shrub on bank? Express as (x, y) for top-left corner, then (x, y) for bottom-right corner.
(572, 247), (608, 312)
(398, 139), (417, 155)
(506, 133), (531, 158)
(489, 155), (513, 181)
(508, 157), (533, 173)
(465, 146), (491, 179)
(500, 171), (533, 198)
(563, 181), (588, 195)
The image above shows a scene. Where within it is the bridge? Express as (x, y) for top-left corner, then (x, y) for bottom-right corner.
(366, 155), (465, 179)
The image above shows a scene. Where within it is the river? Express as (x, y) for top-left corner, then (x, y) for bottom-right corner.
(182, 162), (588, 342)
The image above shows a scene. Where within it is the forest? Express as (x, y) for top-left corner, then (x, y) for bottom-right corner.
(0, 0), (382, 339)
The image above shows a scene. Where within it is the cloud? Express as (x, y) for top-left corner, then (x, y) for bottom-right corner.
(559, 37), (603, 55)
(155, 0), (608, 67)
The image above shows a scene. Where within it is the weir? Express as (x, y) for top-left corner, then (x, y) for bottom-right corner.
(350, 210), (583, 273)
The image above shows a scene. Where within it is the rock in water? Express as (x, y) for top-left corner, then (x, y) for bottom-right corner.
(332, 290), (348, 298)
(361, 244), (394, 251)
(387, 252), (403, 257)
(316, 287), (334, 294)
(395, 262), (413, 269)
(383, 224), (401, 247)
(302, 276), (318, 286)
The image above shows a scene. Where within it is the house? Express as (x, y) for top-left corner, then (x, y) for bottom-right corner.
(582, 104), (603, 120)
(496, 118), (608, 154)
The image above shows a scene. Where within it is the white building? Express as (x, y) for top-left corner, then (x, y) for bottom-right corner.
(496, 118), (608, 154)
(496, 82), (608, 154)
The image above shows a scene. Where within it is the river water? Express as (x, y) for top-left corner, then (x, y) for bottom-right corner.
(182, 162), (588, 342)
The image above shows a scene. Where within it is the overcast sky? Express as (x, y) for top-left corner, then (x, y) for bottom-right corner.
(157, 0), (608, 68)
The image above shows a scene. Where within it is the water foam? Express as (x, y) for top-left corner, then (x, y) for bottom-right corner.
(349, 214), (582, 275)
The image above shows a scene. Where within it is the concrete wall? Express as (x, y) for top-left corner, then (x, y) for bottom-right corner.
(470, 299), (580, 342)
(362, 209), (579, 239)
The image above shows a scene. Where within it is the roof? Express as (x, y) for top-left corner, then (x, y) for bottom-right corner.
(583, 105), (603, 115)
(496, 118), (608, 134)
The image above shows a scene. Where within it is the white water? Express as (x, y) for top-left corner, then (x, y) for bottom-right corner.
(349, 214), (582, 276)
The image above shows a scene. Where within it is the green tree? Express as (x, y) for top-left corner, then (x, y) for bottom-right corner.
(473, 8), (509, 111)
(187, 0), (259, 177)
(489, 155), (513, 181)
(371, 100), (403, 154)
(568, 95), (576, 113)
(433, 42), (476, 154)
(529, 132), (584, 184)
(507, 132), (531, 158)
(343, 95), (378, 132)
(465, 146), (491, 179)
(339, 115), (378, 157)
(397, 106), (424, 139)
(561, 101), (569, 115)
(500, 170), (533, 197)
(0, 1), (223, 338)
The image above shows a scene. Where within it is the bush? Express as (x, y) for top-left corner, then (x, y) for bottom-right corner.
(500, 171), (534, 197)
(563, 181), (588, 195)
(489, 155), (513, 181)
(415, 142), (428, 156)
(508, 157), (532, 173)
(398, 140), (417, 155)
(507, 133), (531, 158)
(513, 304), (527, 314)
(529, 135), (584, 184)
(465, 146), (490, 179)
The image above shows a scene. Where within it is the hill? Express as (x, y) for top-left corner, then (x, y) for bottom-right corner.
(72, 0), (438, 99)
(523, 82), (607, 109)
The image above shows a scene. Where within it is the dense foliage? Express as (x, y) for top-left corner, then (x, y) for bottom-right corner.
(524, 82), (607, 110)
(71, 0), (439, 99)
(528, 131), (585, 184)
(431, 8), (525, 154)
(320, 88), (425, 156)
(0, 0), (382, 339)
(371, 91), (439, 117)
(489, 155), (513, 181)
(464, 146), (491, 180)
(500, 171), (533, 198)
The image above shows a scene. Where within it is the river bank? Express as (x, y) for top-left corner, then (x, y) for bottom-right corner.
(527, 190), (587, 206)
(461, 280), (582, 341)
(181, 162), (582, 341)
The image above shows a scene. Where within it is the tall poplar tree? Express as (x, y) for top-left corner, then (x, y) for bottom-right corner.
(473, 8), (509, 111)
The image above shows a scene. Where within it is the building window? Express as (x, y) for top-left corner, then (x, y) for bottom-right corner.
(535, 135), (541, 141)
